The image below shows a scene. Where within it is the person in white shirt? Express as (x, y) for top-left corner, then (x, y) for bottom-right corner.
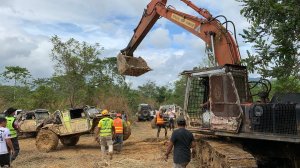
(0, 117), (14, 167)
(167, 108), (176, 131)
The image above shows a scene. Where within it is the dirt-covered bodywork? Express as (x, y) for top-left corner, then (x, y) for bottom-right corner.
(17, 109), (50, 134)
(36, 106), (131, 152)
(159, 104), (182, 117)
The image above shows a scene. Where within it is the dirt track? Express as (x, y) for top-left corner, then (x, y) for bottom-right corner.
(12, 122), (197, 168)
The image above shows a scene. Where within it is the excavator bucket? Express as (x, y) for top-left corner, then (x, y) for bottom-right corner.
(117, 53), (151, 76)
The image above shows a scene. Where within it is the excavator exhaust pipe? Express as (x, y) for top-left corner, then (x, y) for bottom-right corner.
(117, 53), (151, 76)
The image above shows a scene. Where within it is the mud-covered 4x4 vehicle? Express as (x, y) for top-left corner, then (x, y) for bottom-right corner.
(17, 109), (50, 135)
(159, 104), (183, 118)
(36, 106), (131, 152)
(137, 104), (153, 121)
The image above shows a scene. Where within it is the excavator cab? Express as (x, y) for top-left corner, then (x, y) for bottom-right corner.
(117, 53), (151, 76)
(183, 65), (251, 133)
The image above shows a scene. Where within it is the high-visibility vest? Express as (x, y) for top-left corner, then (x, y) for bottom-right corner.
(99, 117), (113, 137)
(113, 118), (123, 134)
(156, 113), (164, 125)
(6, 116), (17, 138)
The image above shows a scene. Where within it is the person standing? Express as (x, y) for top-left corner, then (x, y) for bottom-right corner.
(121, 111), (127, 121)
(164, 117), (196, 168)
(155, 109), (167, 140)
(94, 109), (114, 160)
(5, 107), (19, 162)
(113, 113), (127, 152)
(0, 117), (15, 167)
(168, 107), (176, 131)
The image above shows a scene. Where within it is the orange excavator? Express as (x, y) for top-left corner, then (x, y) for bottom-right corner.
(118, 0), (300, 167)
(117, 0), (240, 76)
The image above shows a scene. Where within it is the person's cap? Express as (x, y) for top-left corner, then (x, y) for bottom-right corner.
(116, 113), (122, 117)
(5, 107), (17, 116)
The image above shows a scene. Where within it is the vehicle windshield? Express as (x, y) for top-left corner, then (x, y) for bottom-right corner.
(138, 104), (152, 111)
(35, 112), (49, 120)
(86, 108), (99, 115)
(160, 105), (175, 111)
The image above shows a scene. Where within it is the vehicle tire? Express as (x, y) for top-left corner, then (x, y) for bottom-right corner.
(123, 126), (131, 141)
(151, 118), (157, 129)
(60, 136), (80, 146)
(36, 129), (59, 152)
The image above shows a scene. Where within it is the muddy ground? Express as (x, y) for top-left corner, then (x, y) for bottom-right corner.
(12, 122), (197, 168)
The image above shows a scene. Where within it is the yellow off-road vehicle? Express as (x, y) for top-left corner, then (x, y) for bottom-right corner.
(36, 106), (131, 152)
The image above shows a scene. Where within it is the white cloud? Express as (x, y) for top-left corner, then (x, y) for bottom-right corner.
(0, 0), (255, 88)
(147, 28), (171, 49)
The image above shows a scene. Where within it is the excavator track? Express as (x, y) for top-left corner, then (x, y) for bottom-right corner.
(193, 135), (257, 168)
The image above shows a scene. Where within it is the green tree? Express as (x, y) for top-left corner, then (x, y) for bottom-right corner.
(137, 81), (173, 105)
(137, 81), (158, 99)
(238, 0), (300, 79)
(169, 76), (187, 107)
(89, 57), (125, 87)
(271, 77), (300, 94)
(1, 66), (31, 101)
(155, 86), (172, 104)
(30, 78), (64, 111)
(50, 35), (102, 107)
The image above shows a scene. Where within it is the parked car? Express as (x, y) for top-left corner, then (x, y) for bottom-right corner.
(137, 104), (154, 121)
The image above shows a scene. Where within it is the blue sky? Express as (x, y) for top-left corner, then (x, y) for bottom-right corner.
(0, 0), (257, 88)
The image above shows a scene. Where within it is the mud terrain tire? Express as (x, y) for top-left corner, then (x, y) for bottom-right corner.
(36, 129), (58, 152)
(60, 136), (80, 146)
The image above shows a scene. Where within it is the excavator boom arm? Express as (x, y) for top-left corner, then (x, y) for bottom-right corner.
(121, 0), (166, 56)
(119, 0), (241, 76)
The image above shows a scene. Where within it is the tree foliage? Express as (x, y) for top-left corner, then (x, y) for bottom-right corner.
(2, 66), (31, 85)
(1, 66), (31, 101)
(168, 76), (187, 107)
(138, 81), (158, 99)
(238, 0), (300, 79)
(0, 36), (188, 114)
(89, 57), (125, 87)
(50, 35), (102, 107)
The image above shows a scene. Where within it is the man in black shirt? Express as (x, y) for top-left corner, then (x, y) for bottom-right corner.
(164, 116), (195, 168)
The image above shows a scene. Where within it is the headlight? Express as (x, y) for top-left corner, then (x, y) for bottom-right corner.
(254, 105), (264, 117)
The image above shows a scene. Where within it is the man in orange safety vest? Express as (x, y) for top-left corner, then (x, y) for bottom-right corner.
(113, 113), (127, 152)
(155, 109), (167, 140)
